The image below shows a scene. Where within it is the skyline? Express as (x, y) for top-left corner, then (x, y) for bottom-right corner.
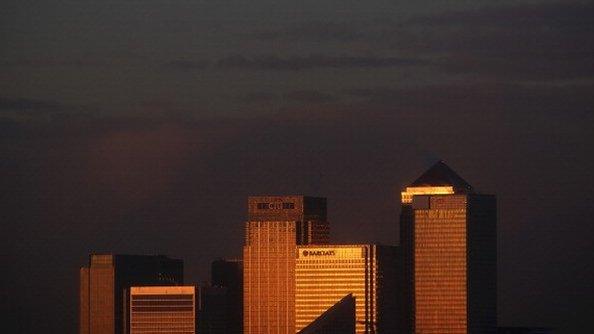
(2, 1), (593, 333)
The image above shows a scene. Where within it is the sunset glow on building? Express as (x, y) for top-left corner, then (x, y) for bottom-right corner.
(129, 286), (196, 334)
(401, 162), (497, 334)
(295, 244), (399, 334)
(243, 196), (329, 334)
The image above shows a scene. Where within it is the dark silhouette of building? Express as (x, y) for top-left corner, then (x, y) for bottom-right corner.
(210, 259), (243, 334)
(400, 161), (497, 333)
(79, 254), (183, 334)
(243, 195), (329, 334)
(198, 286), (228, 334)
(497, 327), (554, 334)
(297, 294), (356, 334)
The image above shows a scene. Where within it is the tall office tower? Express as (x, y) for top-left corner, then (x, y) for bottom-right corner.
(243, 195), (329, 334)
(128, 286), (196, 334)
(79, 254), (183, 334)
(198, 286), (228, 334)
(400, 161), (497, 334)
(297, 294), (356, 334)
(211, 259), (243, 334)
(295, 244), (399, 334)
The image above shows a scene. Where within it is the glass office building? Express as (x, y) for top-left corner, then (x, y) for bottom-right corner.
(243, 196), (329, 334)
(129, 286), (196, 334)
(295, 244), (398, 334)
(400, 161), (497, 334)
(297, 294), (356, 334)
(79, 254), (183, 334)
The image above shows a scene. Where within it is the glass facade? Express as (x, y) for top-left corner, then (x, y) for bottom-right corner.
(297, 294), (356, 334)
(295, 244), (398, 334)
(244, 221), (298, 334)
(414, 195), (468, 334)
(400, 162), (496, 334)
(411, 194), (497, 334)
(129, 286), (196, 334)
(79, 254), (183, 334)
(243, 196), (329, 334)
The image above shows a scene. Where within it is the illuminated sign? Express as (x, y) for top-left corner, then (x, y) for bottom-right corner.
(302, 250), (335, 257)
(256, 202), (295, 210)
(298, 246), (366, 259)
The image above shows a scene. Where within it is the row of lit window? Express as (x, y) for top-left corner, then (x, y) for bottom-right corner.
(297, 258), (366, 262)
(131, 315), (194, 320)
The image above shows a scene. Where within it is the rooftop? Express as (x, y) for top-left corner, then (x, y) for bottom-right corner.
(410, 160), (473, 192)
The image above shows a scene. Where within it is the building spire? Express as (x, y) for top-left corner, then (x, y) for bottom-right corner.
(410, 160), (473, 192)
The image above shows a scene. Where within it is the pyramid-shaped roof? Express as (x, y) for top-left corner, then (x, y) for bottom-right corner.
(410, 161), (473, 192)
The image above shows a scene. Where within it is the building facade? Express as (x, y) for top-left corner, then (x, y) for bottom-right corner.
(400, 161), (497, 334)
(210, 259), (243, 334)
(243, 196), (329, 334)
(79, 254), (183, 334)
(297, 294), (356, 334)
(295, 244), (399, 334)
(128, 286), (196, 334)
(198, 286), (228, 334)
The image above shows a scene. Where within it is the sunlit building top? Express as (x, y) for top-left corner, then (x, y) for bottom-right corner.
(401, 161), (474, 203)
(399, 161), (497, 334)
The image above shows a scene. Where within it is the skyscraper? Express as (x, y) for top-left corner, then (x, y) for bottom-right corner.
(198, 286), (228, 334)
(295, 244), (399, 334)
(243, 195), (329, 334)
(210, 259), (243, 334)
(79, 254), (183, 334)
(400, 161), (497, 334)
(128, 286), (197, 334)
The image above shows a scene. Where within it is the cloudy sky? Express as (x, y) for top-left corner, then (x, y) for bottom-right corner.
(1, 1), (593, 332)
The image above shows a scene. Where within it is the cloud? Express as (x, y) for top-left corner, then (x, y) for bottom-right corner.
(255, 21), (367, 42)
(165, 59), (210, 70)
(0, 97), (69, 112)
(343, 82), (594, 119)
(0, 97), (71, 122)
(240, 89), (338, 105)
(409, 2), (593, 29)
(0, 59), (103, 68)
(247, 2), (593, 81)
(240, 92), (278, 104)
(407, 2), (594, 81)
(216, 54), (426, 71)
(285, 90), (336, 104)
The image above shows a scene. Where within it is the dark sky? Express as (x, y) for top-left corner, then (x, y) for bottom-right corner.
(1, 1), (593, 333)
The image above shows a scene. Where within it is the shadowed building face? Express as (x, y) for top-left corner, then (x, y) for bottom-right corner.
(297, 294), (356, 334)
(210, 259), (243, 334)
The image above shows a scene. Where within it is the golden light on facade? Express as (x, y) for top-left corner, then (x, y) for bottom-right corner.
(399, 161), (496, 334)
(244, 196), (329, 334)
(413, 195), (468, 334)
(129, 286), (196, 334)
(295, 244), (398, 334)
(400, 185), (455, 203)
(244, 221), (298, 334)
(411, 193), (497, 334)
